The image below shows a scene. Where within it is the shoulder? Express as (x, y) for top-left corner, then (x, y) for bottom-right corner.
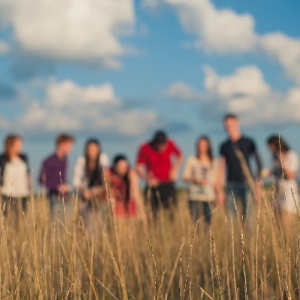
(43, 153), (55, 163)
(286, 150), (298, 161)
(75, 155), (85, 165)
(0, 153), (6, 163)
(220, 139), (230, 151)
(241, 136), (255, 145)
(167, 139), (179, 148)
(185, 156), (196, 164)
(19, 153), (28, 161)
(138, 142), (150, 154)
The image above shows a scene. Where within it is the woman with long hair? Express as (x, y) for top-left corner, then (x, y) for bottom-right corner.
(0, 134), (30, 216)
(267, 135), (299, 230)
(106, 155), (145, 219)
(73, 139), (108, 222)
(183, 136), (218, 224)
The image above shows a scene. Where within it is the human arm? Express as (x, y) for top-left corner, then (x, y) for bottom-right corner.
(135, 145), (159, 186)
(169, 140), (183, 181)
(129, 169), (146, 221)
(253, 151), (263, 179)
(73, 156), (85, 191)
(216, 156), (226, 205)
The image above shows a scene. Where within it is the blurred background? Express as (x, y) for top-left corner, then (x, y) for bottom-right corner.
(0, 0), (299, 185)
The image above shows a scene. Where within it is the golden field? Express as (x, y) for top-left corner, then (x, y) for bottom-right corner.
(0, 187), (299, 299)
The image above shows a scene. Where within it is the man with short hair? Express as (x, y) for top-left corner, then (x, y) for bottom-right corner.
(38, 134), (74, 216)
(217, 114), (262, 221)
(136, 130), (182, 217)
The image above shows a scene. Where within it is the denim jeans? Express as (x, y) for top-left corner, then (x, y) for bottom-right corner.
(226, 182), (252, 223)
(49, 196), (72, 221)
(145, 182), (177, 218)
(188, 200), (212, 224)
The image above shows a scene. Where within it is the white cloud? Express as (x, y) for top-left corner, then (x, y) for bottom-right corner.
(148, 0), (257, 53)
(1, 79), (160, 136)
(0, 40), (9, 53)
(202, 65), (300, 125)
(0, 0), (136, 67)
(204, 65), (271, 98)
(260, 33), (300, 85)
(144, 0), (300, 84)
(165, 81), (200, 100)
(166, 65), (300, 125)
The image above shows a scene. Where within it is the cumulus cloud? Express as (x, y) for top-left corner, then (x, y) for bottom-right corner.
(145, 0), (257, 53)
(202, 65), (300, 125)
(144, 0), (300, 84)
(167, 65), (300, 125)
(204, 65), (271, 99)
(0, 79), (161, 136)
(0, 0), (136, 67)
(165, 81), (200, 100)
(259, 33), (300, 85)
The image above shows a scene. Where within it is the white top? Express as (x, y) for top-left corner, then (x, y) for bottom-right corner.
(73, 153), (109, 189)
(272, 150), (299, 213)
(272, 150), (298, 180)
(1, 157), (29, 197)
(183, 156), (217, 202)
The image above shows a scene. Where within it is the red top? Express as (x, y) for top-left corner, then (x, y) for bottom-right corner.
(136, 139), (182, 182)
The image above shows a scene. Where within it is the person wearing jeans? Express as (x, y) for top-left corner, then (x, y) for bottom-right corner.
(183, 136), (217, 225)
(38, 134), (74, 218)
(217, 114), (262, 225)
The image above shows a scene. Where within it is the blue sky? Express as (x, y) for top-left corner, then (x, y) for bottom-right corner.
(0, 0), (300, 184)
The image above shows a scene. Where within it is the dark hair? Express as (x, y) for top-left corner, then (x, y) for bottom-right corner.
(84, 139), (102, 187)
(4, 134), (22, 161)
(150, 130), (167, 150)
(196, 135), (213, 162)
(112, 154), (130, 205)
(267, 135), (290, 154)
(223, 113), (238, 122)
(56, 134), (74, 146)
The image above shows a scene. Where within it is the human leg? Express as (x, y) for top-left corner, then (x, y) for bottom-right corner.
(188, 200), (201, 222)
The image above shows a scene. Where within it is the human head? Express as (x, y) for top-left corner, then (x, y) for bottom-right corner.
(196, 136), (213, 161)
(112, 155), (129, 177)
(267, 135), (290, 155)
(4, 134), (23, 160)
(55, 134), (74, 157)
(84, 139), (101, 161)
(150, 130), (168, 152)
(223, 113), (241, 139)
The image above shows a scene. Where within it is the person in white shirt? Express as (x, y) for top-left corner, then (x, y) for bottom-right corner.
(0, 134), (31, 216)
(73, 139), (109, 222)
(267, 135), (300, 230)
(183, 136), (218, 224)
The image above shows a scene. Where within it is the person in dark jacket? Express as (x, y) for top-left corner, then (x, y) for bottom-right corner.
(0, 134), (30, 216)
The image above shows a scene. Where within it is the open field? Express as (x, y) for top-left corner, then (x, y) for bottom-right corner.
(0, 188), (300, 299)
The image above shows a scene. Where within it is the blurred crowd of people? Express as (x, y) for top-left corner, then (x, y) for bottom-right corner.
(0, 113), (299, 230)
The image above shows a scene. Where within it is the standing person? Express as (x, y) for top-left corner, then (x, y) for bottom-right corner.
(0, 134), (30, 216)
(183, 136), (217, 224)
(217, 114), (262, 222)
(136, 130), (182, 218)
(106, 155), (145, 219)
(73, 139), (107, 223)
(267, 135), (299, 230)
(38, 134), (74, 217)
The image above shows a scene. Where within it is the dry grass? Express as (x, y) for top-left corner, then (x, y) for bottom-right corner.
(0, 188), (300, 299)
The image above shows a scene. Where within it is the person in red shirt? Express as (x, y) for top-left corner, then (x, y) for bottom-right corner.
(136, 130), (182, 217)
